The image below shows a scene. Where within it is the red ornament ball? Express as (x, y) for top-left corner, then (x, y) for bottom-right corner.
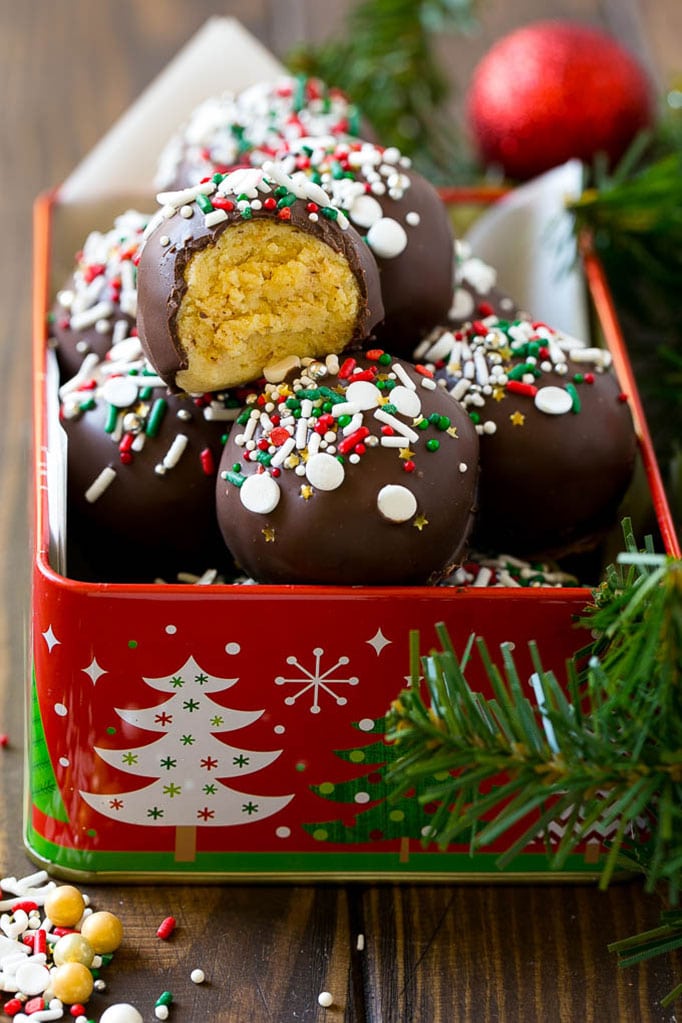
(466, 20), (655, 180)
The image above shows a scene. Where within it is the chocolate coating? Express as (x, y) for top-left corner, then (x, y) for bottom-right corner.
(61, 352), (237, 583)
(137, 165), (384, 394)
(155, 76), (365, 191)
(216, 351), (479, 585)
(49, 211), (148, 380)
(418, 319), (637, 558)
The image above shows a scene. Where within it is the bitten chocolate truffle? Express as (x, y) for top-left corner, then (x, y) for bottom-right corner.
(137, 165), (384, 394)
(415, 317), (637, 558)
(49, 210), (148, 380)
(216, 350), (479, 585)
(155, 76), (363, 190)
(60, 342), (239, 583)
(266, 139), (455, 353)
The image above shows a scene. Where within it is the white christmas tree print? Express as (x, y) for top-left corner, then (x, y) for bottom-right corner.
(81, 656), (293, 861)
(275, 647), (359, 714)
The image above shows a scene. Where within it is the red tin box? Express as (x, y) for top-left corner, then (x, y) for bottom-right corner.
(27, 188), (680, 882)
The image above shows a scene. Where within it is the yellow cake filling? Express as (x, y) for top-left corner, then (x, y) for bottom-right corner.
(175, 220), (361, 392)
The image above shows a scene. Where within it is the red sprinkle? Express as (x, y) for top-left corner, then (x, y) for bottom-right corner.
(364, 349), (385, 361)
(200, 448), (216, 476)
(52, 927), (78, 937)
(381, 425), (395, 436)
(338, 426), (370, 455)
(306, 201), (318, 212)
(269, 427), (291, 447)
(70, 1005), (87, 1018)
(24, 997), (45, 1014)
(211, 197), (235, 212)
(477, 301), (494, 317)
(33, 928), (47, 955)
(584, 373), (595, 384)
(402, 460), (416, 473)
(3, 998), (23, 1016)
(414, 364), (434, 378)
(0, 734), (9, 748)
(506, 380), (538, 397)
(618, 392), (629, 403)
(338, 358), (356, 379)
(263, 197), (277, 210)
(157, 916), (177, 940)
(277, 207), (292, 221)
(11, 900), (38, 913)
(347, 368), (377, 383)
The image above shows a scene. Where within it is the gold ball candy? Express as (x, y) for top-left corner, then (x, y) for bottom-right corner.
(50, 961), (94, 1004)
(80, 910), (124, 953)
(52, 932), (95, 967)
(44, 885), (86, 928)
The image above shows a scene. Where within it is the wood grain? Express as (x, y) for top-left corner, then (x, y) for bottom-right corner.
(1, 2), (679, 1020)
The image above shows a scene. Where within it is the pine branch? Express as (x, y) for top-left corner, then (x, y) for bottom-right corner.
(286, 0), (479, 182)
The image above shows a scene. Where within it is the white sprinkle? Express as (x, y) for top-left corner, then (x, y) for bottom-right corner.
(270, 437), (296, 468)
(449, 378), (471, 402)
(356, 933), (365, 951)
(240, 473), (281, 515)
(342, 413), (363, 436)
(377, 484), (417, 523)
(459, 462), (468, 473)
(99, 1007), (144, 1023)
(420, 376), (436, 390)
(154, 1007), (170, 1021)
(380, 435), (410, 448)
(161, 433), (189, 469)
(317, 991), (334, 1008)
(391, 362), (416, 390)
(569, 346), (612, 367)
(203, 405), (240, 422)
(159, 235), (170, 247)
(204, 209), (228, 228)
(306, 452), (345, 491)
(69, 300), (114, 332)
(190, 968), (205, 984)
(406, 211), (420, 226)
(101, 376), (139, 409)
(389, 385), (421, 419)
(366, 217), (408, 258)
(156, 181), (216, 208)
(180, 205), (193, 219)
(473, 566), (493, 588)
(349, 194), (383, 229)
(85, 466), (116, 503)
(374, 408), (419, 442)
(332, 401), (360, 418)
(345, 380), (381, 410)
(534, 386), (573, 415)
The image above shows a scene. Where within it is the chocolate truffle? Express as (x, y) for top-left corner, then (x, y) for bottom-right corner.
(268, 139), (454, 353)
(448, 241), (520, 328)
(155, 76), (363, 190)
(60, 343), (239, 582)
(49, 211), (149, 380)
(416, 317), (637, 558)
(137, 165), (384, 394)
(216, 349), (479, 585)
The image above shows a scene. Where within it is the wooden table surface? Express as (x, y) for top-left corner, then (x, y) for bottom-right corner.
(1, 2), (680, 1020)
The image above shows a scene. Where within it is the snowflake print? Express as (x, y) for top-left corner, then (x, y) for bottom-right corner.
(275, 647), (359, 714)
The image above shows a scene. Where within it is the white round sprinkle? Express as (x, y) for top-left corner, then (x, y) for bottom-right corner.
(239, 473), (281, 514)
(99, 1006), (144, 1023)
(306, 453), (345, 491)
(406, 211), (421, 226)
(366, 217), (408, 258)
(349, 194), (383, 228)
(101, 376), (139, 409)
(15, 960), (51, 995)
(345, 380), (381, 410)
(318, 991), (334, 1008)
(377, 485), (418, 523)
(459, 463), (468, 473)
(389, 385), (422, 419)
(155, 1006), (170, 1020)
(190, 968), (206, 984)
(534, 386), (573, 415)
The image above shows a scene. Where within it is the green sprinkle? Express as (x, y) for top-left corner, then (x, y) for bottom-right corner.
(146, 398), (168, 438)
(277, 192), (297, 208)
(156, 992), (174, 1008)
(240, 206), (253, 220)
(79, 398), (96, 413)
(382, 403), (397, 415)
(416, 417), (429, 431)
(565, 382), (581, 413)
(469, 411), (481, 425)
(507, 362), (540, 381)
(104, 404), (119, 433)
(255, 450), (273, 466)
(212, 173), (224, 184)
(139, 386), (152, 401)
(426, 438), (440, 451)
(321, 206), (338, 220)
(436, 415), (451, 431)
(223, 470), (245, 487)
(195, 193), (214, 214)
(237, 409), (251, 425)
(274, 185), (288, 197)
(378, 353), (392, 365)
(573, 373), (584, 384)
(338, 414), (352, 428)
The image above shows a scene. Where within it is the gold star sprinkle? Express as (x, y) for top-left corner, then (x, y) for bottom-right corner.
(399, 447), (415, 461)
(300, 484), (314, 500)
(492, 387), (506, 402)
(261, 527), (276, 542)
(413, 514), (429, 531)
(446, 426), (459, 438)
(510, 410), (526, 427)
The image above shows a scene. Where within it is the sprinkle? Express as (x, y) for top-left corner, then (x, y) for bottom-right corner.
(305, 452), (345, 491)
(204, 209), (228, 228)
(374, 408), (419, 443)
(160, 434), (188, 471)
(317, 992), (334, 1008)
(190, 969), (205, 984)
(101, 376), (139, 409)
(376, 484), (417, 523)
(155, 992), (173, 1007)
(145, 398), (168, 437)
(534, 386), (573, 416)
(85, 466), (116, 503)
(565, 381), (581, 413)
(366, 217), (407, 258)
(240, 473), (281, 514)
(200, 448), (216, 475)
